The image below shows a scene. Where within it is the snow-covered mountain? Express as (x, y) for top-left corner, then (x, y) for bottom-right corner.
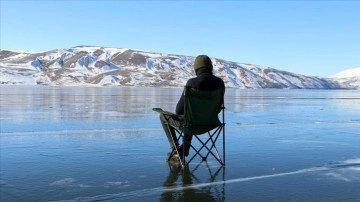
(0, 46), (346, 89)
(331, 67), (360, 89)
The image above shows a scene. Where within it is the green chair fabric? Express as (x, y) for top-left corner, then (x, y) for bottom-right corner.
(183, 87), (224, 135)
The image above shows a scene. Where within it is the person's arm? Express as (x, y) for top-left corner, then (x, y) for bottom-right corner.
(176, 79), (193, 115)
(175, 91), (184, 115)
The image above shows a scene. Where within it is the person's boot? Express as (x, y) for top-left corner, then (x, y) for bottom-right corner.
(167, 152), (180, 161)
(177, 144), (184, 159)
(184, 144), (191, 157)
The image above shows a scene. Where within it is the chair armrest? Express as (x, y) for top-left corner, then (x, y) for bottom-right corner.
(152, 108), (183, 120)
(152, 108), (176, 116)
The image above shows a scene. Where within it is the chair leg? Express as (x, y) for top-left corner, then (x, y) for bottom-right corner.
(186, 126), (225, 166)
(205, 128), (224, 165)
(167, 128), (187, 168)
(167, 125), (225, 168)
(206, 127), (225, 166)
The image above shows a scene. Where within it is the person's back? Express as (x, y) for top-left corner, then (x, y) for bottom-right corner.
(186, 70), (224, 90)
(176, 55), (225, 115)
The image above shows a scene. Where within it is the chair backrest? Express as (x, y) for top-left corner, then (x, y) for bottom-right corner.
(183, 86), (225, 135)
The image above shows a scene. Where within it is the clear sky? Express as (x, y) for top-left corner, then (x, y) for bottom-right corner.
(1, 0), (359, 77)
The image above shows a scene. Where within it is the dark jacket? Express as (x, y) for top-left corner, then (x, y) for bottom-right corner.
(176, 70), (225, 115)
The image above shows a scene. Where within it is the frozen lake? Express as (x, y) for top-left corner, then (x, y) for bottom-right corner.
(1, 85), (360, 202)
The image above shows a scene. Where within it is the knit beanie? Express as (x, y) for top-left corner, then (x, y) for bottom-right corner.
(193, 55), (213, 72)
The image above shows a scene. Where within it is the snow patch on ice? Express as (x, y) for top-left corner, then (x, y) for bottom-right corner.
(344, 158), (360, 164)
(50, 178), (76, 186)
(49, 177), (93, 188)
(323, 158), (360, 182)
(105, 181), (130, 188)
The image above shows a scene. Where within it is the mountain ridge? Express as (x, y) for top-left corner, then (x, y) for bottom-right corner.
(331, 67), (360, 89)
(0, 46), (356, 89)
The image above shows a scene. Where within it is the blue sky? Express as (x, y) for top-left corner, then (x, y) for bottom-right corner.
(1, 0), (359, 77)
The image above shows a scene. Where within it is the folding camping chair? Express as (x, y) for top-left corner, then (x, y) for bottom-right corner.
(153, 86), (225, 168)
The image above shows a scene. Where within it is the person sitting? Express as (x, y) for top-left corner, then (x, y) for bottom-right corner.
(159, 55), (225, 159)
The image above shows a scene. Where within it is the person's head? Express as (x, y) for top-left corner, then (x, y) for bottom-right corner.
(193, 55), (213, 76)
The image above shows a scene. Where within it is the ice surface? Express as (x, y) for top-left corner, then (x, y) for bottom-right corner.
(0, 86), (359, 201)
